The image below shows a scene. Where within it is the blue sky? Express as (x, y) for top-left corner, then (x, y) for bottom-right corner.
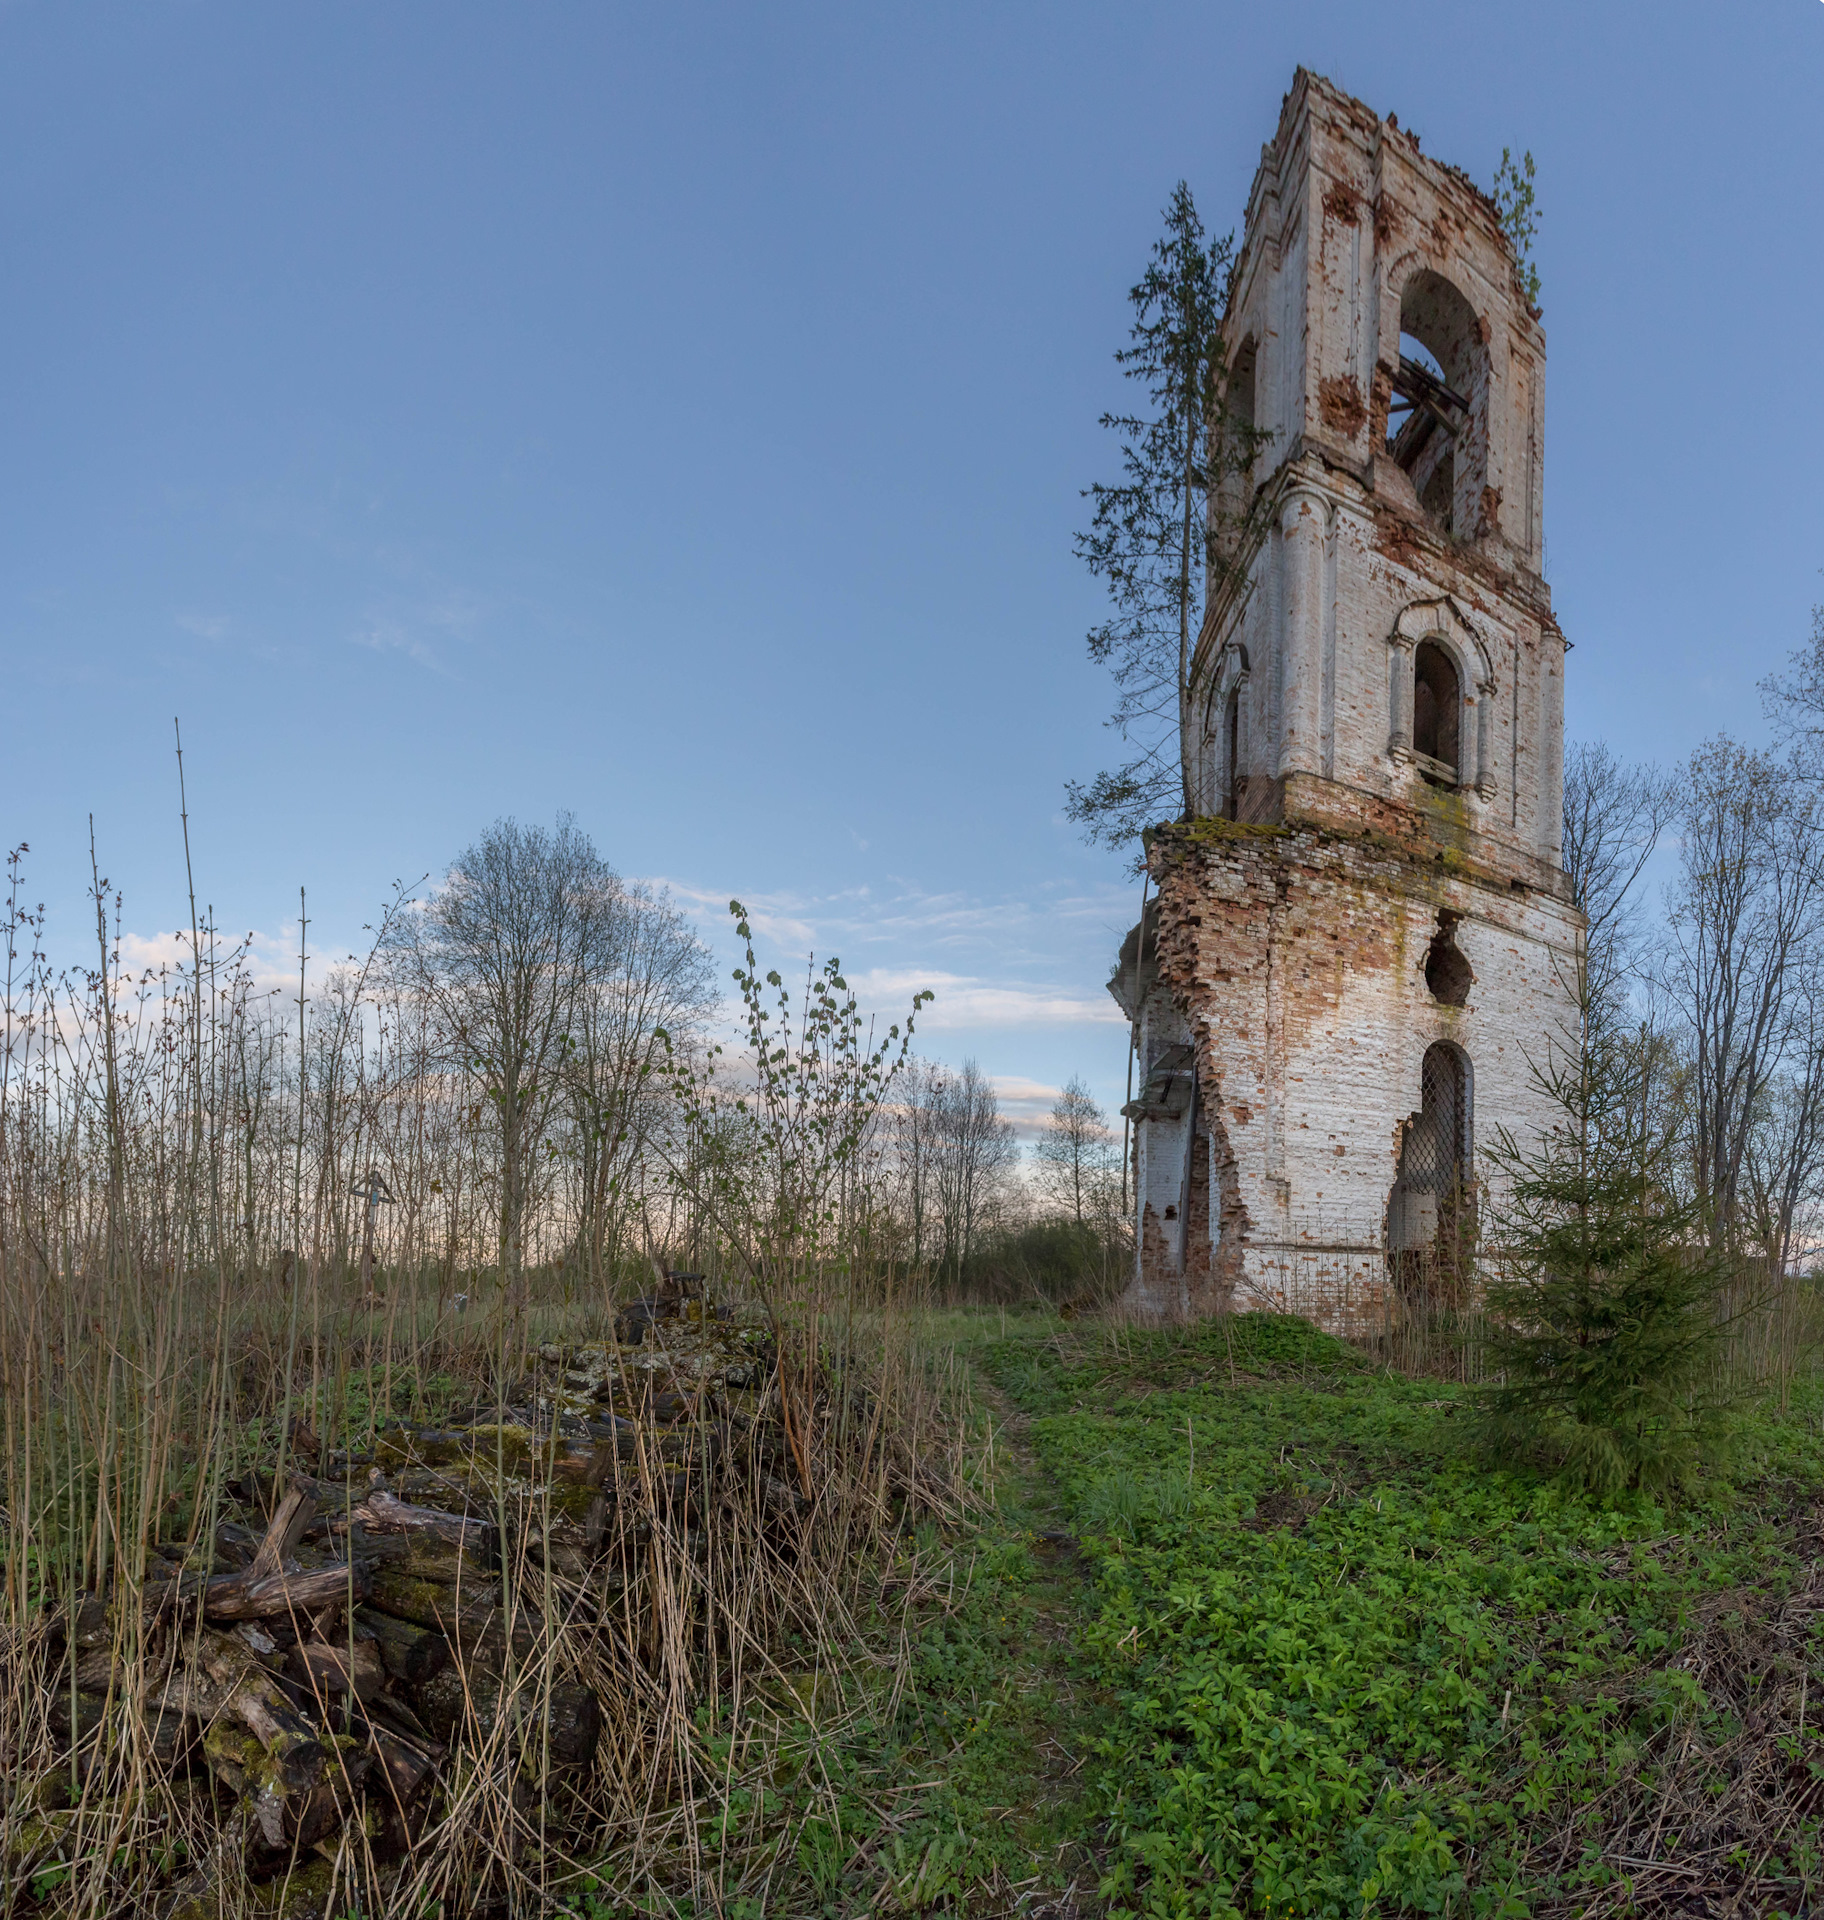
(4, 2), (1822, 1140)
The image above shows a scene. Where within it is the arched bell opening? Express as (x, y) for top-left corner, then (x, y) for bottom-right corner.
(1387, 270), (1488, 538)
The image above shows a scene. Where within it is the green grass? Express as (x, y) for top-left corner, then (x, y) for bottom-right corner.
(974, 1312), (1824, 1919)
(530, 1310), (1105, 1919)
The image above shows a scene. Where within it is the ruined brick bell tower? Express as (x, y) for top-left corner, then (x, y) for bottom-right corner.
(1110, 71), (1582, 1327)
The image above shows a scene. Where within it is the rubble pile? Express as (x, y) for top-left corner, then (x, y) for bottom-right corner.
(8, 1275), (795, 1914)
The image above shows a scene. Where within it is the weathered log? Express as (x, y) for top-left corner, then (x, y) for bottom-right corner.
(201, 1721), (366, 1852)
(358, 1530), (487, 1586)
(229, 1619), (288, 1664)
(585, 1420), (705, 1468)
(414, 1665), (601, 1768)
(46, 1687), (108, 1743)
(147, 1694), (195, 1766)
(247, 1479), (318, 1581)
(354, 1606), (449, 1686)
(334, 1487), (491, 1549)
(363, 1685), (438, 1748)
(174, 1630), (330, 1784)
(60, 1592), (109, 1650)
(168, 1632), (366, 1852)
(194, 1475), (368, 1621)
(289, 1633), (386, 1704)
(201, 1560), (368, 1622)
(71, 1644), (116, 1691)
(286, 1414), (322, 1464)
(365, 1564), (499, 1636)
(215, 1519), (261, 1569)
(367, 1721), (440, 1809)
(365, 1565), (540, 1672)
(373, 1426), (472, 1468)
(522, 1510), (600, 1578)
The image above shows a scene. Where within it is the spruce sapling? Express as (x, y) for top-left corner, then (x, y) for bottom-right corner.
(1477, 1030), (1747, 1497)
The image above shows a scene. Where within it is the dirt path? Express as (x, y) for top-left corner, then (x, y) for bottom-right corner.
(952, 1367), (1108, 1920)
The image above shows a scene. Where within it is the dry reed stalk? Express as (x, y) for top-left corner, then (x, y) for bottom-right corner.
(0, 859), (985, 1918)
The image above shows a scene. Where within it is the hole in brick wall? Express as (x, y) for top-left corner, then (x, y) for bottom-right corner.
(1424, 911), (1473, 1007)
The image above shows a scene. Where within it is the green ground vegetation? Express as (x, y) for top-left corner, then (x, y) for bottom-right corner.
(916, 1309), (1824, 1920)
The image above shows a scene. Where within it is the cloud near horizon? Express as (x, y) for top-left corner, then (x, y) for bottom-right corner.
(844, 967), (1122, 1032)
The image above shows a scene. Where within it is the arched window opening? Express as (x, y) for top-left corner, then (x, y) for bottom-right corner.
(1411, 641), (1460, 779)
(1224, 687), (1242, 821)
(1226, 336), (1257, 433)
(1387, 1042), (1474, 1298)
(1213, 336), (1260, 554)
(1386, 273), (1484, 536)
(1424, 911), (1473, 1007)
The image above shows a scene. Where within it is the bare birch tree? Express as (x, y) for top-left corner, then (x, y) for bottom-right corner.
(929, 1060), (1017, 1284)
(888, 1056), (946, 1270)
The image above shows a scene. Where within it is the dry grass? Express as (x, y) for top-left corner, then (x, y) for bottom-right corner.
(0, 875), (990, 1918)
(1, 1257), (985, 1919)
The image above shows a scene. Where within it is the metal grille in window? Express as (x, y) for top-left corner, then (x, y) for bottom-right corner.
(1401, 1045), (1465, 1194)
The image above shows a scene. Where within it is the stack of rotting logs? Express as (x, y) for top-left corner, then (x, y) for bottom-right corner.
(18, 1274), (794, 1908)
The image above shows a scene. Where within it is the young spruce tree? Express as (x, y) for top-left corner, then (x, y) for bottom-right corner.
(1068, 184), (1266, 855)
(1477, 1031), (1742, 1498)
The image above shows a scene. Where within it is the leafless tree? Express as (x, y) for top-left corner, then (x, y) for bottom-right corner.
(888, 1057), (946, 1270)
(1560, 741), (1677, 1029)
(1760, 602), (1824, 755)
(1741, 1024), (1824, 1279)
(1659, 741), (1824, 1245)
(887, 1059), (1017, 1283)
(384, 815), (620, 1282)
(930, 1060), (1017, 1283)
(1032, 1075), (1119, 1229)
(562, 881), (714, 1286)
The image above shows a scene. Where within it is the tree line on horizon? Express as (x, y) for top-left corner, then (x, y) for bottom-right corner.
(0, 816), (1129, 1311)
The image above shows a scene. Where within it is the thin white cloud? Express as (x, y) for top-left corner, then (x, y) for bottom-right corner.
(650, 874), (1138, 961)
(117, 926), (337, 1002)
(352, 620), (440, 668)
(561, 873), (1134, 1124)
(991, 1074), (1065, 1104)
(348, 591), (485, 673)
(175, 612), (233, 641)
(991, 1073), (1064, 1144)
(844, 967), (1122, 1031)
